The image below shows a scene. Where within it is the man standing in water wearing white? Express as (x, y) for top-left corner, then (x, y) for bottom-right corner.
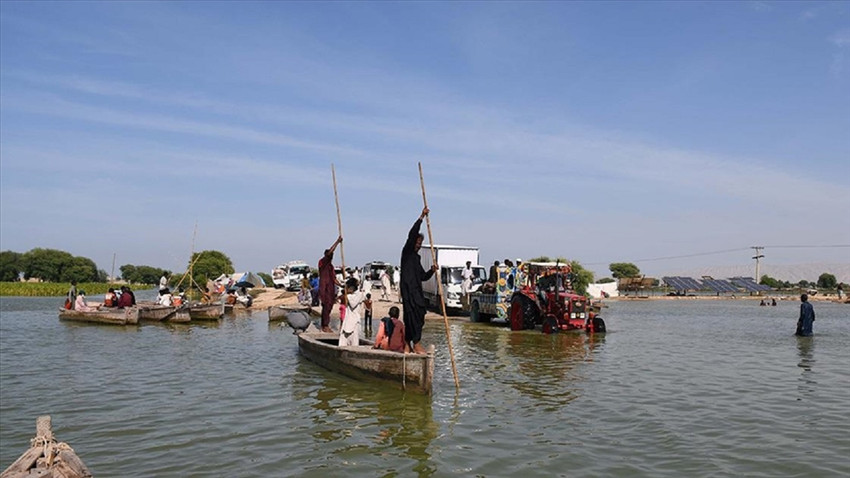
(400, 207), (437, 354)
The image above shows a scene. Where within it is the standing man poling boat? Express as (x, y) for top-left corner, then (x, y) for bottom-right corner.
(318, 236), (343, 333)
(400, 207), (437, 354)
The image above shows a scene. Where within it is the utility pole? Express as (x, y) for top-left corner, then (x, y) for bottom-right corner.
(751, 246), (764, 289)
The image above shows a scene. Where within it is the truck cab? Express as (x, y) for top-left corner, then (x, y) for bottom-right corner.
(271, 261), (311, 290)
(420, 244), (485, 310)
(362, 261), (393, 290)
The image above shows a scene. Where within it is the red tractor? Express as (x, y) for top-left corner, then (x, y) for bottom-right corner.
(507, 262), (606, 334)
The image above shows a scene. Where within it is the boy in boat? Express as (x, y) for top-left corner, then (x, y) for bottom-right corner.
(339, 278), (366, 347)
(373, 306), (406, 352)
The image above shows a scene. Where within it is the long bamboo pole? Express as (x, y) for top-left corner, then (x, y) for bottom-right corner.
(418, 162), (460, 390)
(332, 164), (347, 291)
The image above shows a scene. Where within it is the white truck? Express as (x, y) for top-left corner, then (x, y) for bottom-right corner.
(420, 245), (487, 310)
(271, 260), (311, 290)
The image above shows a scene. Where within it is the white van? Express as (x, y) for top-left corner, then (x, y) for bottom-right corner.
(362, 261), (393, 289)
(271, 261), (311, 290)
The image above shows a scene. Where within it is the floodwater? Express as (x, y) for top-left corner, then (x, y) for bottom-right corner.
(1, 294), (848, 477)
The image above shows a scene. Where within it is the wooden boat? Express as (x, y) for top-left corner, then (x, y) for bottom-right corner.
(297, 331), (435, 394)
(187, 303), (224, 320)
(1, 415), (91, 478)
(224, 302), (250, 315)
(136, 304), (180, 321)
(58, 307), (139, 325)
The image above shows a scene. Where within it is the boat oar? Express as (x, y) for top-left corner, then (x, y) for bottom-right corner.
(418, 162), (460, 391)
(332, 164), (347, 304)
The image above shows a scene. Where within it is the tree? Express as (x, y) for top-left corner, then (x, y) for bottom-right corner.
(191, 250), (234, 286)
(597, 277), (616, 284)
(119, 264), (170, 284)
(609, 262), (641, 279)
(60, 256), (99, 282)
(0, 251), (23, 281)
(817, 273), (837, 289)
(760, 275), (782, 289)
(21, 248), (73, 281)
(569, 261), (594, 296)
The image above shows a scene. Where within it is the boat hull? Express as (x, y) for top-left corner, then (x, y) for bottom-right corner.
(58, 307), (139, 325)
(297, 332), (434, 394)
(188, 303), (224, 320)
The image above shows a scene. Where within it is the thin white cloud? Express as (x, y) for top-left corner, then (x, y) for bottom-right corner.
(831, 28), (850, 48)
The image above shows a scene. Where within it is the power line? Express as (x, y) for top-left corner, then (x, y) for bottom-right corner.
(584, 244), (850, 266)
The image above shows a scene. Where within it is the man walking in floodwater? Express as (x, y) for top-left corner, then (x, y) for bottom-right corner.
(400, 207), (437, 354)
(796, 293), (815, 337)
(319, 235), (342, 333)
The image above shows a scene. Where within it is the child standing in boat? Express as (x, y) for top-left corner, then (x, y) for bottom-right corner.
(339, 278), (366, 347)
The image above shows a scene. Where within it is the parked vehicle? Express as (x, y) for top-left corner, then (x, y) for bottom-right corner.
(271, 261), (311, 290)
(420, 245), (486, 310)
(362, 261), (393, 289)
(466, 261), (606, 334)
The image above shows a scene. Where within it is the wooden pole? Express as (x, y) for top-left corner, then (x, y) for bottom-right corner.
(332, 164), (347, 291)
(110, 253), (116, 284)
(418, 162), (460, 390)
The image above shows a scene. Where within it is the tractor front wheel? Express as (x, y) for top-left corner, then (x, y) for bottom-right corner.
(591, 317), (607, 333)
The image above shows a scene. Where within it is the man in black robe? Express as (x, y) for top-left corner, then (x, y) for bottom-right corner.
(400, 207), (437, 354)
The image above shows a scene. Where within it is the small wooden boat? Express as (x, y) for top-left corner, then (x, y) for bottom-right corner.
(136, 304), (179, 321)
(297, 331), (435, 394)
(59, 307), (139, 325)
(1, 415), (91, 478)
(224, 302), (250, 315)
(188, 303), (225, 320)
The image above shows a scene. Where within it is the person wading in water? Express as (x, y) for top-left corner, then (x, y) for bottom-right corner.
(400, 207), (437, 354)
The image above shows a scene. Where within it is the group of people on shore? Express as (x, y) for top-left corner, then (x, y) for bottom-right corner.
(316, 207), (436, 354)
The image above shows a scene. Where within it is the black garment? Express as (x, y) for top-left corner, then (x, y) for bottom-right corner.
(400, 218), (435, 344)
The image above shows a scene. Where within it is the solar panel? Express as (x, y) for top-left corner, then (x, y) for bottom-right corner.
(663, 276), (703, 291)
(702, 278), (738, 293)
(730, 277), (772, 292)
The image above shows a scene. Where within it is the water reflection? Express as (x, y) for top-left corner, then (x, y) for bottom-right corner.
(290, 360), (438, 475)
(462, 324), (605, 410)
(796, 337), (816, 398)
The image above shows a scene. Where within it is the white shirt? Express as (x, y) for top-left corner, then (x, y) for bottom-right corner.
(158, 293), (173, 306)
(461, 266), (473, 293)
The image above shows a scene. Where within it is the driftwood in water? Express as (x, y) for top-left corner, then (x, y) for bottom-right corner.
(1, 416), (92, 478)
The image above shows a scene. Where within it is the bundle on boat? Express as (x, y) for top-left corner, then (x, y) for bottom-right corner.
(1, 415), (91, 478)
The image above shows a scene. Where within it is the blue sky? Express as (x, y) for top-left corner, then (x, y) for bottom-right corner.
(1, 1), (848, 280)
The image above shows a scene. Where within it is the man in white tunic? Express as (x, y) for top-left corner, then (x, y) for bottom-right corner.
(379, 269), (392, 301)
(461, 261), (474, 304)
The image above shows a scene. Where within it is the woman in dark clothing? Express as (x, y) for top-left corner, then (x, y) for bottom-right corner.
(400, 208), (437, 354)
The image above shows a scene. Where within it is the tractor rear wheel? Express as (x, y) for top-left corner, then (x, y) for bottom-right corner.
(510, 294), (538, 331)
(470, 300), (481, 323)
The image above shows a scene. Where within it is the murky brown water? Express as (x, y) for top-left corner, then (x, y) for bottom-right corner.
(2, 294), (848, 477)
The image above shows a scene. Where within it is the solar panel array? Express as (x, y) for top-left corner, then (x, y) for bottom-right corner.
(702, 278), (739, 293)
(663, 276), (703, 291)
(730, 277), (772, 292)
